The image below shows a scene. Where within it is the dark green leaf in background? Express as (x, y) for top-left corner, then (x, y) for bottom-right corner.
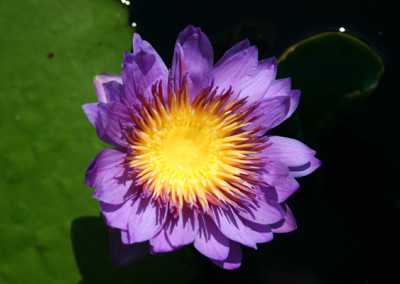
(276, 31), (384, 142)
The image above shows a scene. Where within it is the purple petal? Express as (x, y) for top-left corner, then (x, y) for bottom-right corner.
(164, 208), (199, 248)
(262, 176), (300, 203)
(82, 103), (101, 134)
(170, 43), (187, 92)
(240, 219), (274, 244)
(101, 200), (133, 230)
(275, 176), (300, 202)
(211, 206), (274, 248)
(128, 197), (167, 243)
(235, 57), (277, 104)
(248, 96), (290, 134)
(261, 159), (290, 186)
(270, 203), (297, 233)
(212, 45), (258, 94)
(133, 33), (167, 73)
(121, 229), (130, 244)
(261, 78), (301, 120)
(214, 39), (250, 68)
(122, 34), (168, 101)
(102, 80), (125, 104)
(97, 102), (131, 148)
(85, 148), (121, 188)
(260, 81), (301, 123)
(93, 73), (122, 103)
(237, 198), (285, 225)
(263, 78), (291, 99)
(194, 214), (230, 261)
(173, 25), (213, 96)
(149, 229), (175, 254)
(83, 102), (131, 148)
(211, 206), (256, 248)
(211, 241), (242, 270)
(264, 136), (321, 177)
(87, 148), (135, 205)
(286, 90), (301, 119)
(150, 208), (200, 253)
(288, 157), (322, 178)
(109, 228), (150, 267)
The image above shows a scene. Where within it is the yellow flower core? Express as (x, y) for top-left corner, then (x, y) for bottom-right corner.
(125, 83), (267, 213)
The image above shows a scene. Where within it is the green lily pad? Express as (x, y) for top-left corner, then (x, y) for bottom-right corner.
(0, 1), (194, 283)
(276, 31), (384, 141)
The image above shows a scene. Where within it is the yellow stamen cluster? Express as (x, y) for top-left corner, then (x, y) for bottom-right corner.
(125, 82), (267, 213)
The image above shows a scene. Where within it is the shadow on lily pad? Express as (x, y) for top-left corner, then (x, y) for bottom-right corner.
(71, 216), (195, 283)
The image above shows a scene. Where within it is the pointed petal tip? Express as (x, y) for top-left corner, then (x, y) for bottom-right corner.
(149, 229), (178, 254)
(81, 102), (96, 114)
(128, 197), (167, 243)
(266, 56), (277, 65)
(258, 55), (277, 74)
(132, 33), (144, 53)
(271, 204), (297, 233)
(173, 25), (213, 96)
(182, 25), (202, 35)
(93, 73), (122, 103)
(194, 214), (230, 261)
(122, 51), (134, 63)
(133, 32), (142, 42)
(281, 77), (292, 86)
(210, 241), (242, 270)
(242, 38), (251, 45)
(214, 261), (242, 270)
(264, 136), (320, 178)
(178, 26), (212, 52)
(289, 156), (321, 178)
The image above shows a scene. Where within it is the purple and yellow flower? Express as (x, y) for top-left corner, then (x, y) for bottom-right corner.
(83, 26), (320, 269)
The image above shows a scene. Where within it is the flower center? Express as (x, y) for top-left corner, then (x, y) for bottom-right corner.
(125, 82), (267, 213)
(160, 121), (212, 171)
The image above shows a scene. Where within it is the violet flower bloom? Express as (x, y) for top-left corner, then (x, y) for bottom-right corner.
(83, 26), (320, 269)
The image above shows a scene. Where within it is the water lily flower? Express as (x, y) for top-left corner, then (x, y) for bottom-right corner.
(83, 25), (321, 269)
